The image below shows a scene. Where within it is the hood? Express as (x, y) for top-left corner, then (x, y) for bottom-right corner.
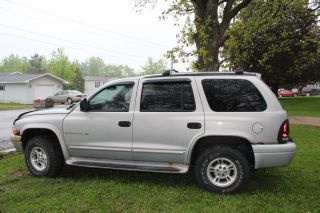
(24, 108), (71, 116)
(14, 108), (71, 124)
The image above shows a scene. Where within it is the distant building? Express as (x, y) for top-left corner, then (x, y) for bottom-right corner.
(84, 76), (116, 94)
(0, 72), (68, 104)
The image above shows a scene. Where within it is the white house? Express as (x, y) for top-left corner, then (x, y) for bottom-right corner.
(0, 72), (68, 104)
(84, 76), (116, 94)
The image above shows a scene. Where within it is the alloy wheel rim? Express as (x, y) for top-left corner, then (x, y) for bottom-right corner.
(206, 157), (238, 187)
(30, 147), (48, 171)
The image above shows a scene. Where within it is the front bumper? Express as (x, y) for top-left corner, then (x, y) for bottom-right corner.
(10, 135), (23, 152)
(252, 142), (296, 169)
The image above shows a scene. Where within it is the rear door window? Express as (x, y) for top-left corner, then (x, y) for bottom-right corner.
(140, 81), (196, 112)
(202, 79), (267, 112)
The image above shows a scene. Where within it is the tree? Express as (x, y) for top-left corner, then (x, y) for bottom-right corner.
(105, 64), (136, 78)
(1, 54), (28, 72)
(136, 0), (251, 71)
(139, 57), (167, 75)
(47, 48), (75, 84)
(224, 0), (320, 94)
(69, 67), (84, 92)
(28, 53), (46, 73)
(85, 57), (106, 76)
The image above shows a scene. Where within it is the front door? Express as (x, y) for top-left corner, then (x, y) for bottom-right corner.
(63, 81), (137, 160)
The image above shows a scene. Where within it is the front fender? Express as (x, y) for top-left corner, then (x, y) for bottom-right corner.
(21, 123), (70, 158)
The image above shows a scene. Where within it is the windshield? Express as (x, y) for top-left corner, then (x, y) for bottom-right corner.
(70, 90), (82, 94)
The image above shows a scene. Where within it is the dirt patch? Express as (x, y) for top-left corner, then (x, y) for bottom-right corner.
(289, 116), (320, 127)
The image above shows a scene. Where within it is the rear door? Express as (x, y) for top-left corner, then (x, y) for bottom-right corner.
(132, 77), (204, 164)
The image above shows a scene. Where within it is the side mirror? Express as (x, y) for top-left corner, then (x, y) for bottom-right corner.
(80, 98), (89, 112)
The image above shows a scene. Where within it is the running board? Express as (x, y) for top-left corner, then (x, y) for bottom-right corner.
(65, 157), (189, 174)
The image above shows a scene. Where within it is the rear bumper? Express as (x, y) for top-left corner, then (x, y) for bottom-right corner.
(10, 135), (23, 152)
(252, 142), (296, 169)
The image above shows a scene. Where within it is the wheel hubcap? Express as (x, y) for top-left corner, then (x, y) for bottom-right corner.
(30, 147), (48, 171)
(207, 158), (237, 187)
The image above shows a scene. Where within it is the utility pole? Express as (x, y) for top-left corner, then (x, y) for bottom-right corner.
(170, 51), (174, 70)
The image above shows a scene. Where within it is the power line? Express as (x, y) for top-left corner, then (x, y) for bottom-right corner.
(0, 31), (146, 63)
(4, 0), (168, 48)
(0, 23), (145, 59)
(0, 6), (164, 48)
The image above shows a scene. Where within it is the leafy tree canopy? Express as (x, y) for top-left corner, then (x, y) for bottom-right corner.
(47, 48), (76, 84)
(224, 0), (320, 92)
(105, 64), (137, 78)
(136, 0), (252, 71)
(0, 54), (28, 72)
(28, 53), (46, 73)
(140, 57), (167, 75)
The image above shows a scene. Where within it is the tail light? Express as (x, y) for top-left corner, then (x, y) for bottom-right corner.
(278, 119), (290, 143)
(34, 98), (41, 103)
(76, 95), (82, 98)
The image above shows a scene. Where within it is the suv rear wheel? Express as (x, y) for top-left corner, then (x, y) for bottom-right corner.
(24, 136), (64, 177)
(195, 146), (250, 194)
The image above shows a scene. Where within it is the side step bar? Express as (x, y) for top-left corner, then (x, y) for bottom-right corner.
(65, 157), (189, 174)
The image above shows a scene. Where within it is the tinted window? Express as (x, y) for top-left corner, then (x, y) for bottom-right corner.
(89, 84), (133, 112)
(141, 81), (196, 112)
(202, 79), (267, 112)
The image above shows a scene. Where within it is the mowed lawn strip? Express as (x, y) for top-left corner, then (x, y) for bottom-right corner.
(0, 103), (33, 111)
(279, 96), (320, 117)
(0, 125), (319, 212)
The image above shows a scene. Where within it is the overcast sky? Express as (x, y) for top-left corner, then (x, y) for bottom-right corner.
(0, 0), (190, 71)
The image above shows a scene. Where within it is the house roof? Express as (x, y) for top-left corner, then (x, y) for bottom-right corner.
(0, 72), (68, 84)
(84, 76), (116, 81)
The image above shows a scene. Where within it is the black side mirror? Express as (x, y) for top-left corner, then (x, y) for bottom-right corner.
(80, 98), (89, 112)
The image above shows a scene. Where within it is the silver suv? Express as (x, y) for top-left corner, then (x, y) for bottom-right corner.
(11, 71), (296, 194)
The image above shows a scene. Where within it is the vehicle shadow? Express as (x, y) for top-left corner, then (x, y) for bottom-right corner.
(60, 165), (198, 188)
(59, 165), (291, 194)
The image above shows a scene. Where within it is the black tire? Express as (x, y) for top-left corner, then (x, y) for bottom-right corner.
(67, 98), (73, 105)
(24, 136), (64, 177)
(195, 146), (250, 194)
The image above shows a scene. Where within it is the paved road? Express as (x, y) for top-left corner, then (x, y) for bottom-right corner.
(0, 105), (66, 143)
(0, 108), (33, 143)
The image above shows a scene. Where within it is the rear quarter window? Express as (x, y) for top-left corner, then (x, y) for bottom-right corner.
(202, 79), (267, 112)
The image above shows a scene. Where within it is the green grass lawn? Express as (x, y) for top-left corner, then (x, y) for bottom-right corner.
(279, 96), (320, 117)
(0, 103), (33, 111)
(0, 125), (319, 212)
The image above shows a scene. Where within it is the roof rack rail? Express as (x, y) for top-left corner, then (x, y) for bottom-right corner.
(234, 68), (244, 75)
(162, 69), (179, 76)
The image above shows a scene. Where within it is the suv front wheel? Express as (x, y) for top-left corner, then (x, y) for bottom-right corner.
(195, 146), (250, 194)
(24, 136), (64, 177)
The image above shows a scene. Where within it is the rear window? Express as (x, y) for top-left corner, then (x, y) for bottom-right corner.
(202, 79), (267, 112)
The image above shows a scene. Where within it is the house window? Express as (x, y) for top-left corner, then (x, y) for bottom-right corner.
(95, 81), (101, 88)
(0, 85), (5, 91)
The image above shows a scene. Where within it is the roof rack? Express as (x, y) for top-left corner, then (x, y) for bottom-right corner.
(162, 69), (179, 76)
(143, 70), (261, 79)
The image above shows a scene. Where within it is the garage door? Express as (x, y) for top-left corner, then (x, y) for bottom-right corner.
(34, 85), (55, 99)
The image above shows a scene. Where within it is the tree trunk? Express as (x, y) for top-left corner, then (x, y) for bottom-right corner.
(191, 0), (251, 72)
